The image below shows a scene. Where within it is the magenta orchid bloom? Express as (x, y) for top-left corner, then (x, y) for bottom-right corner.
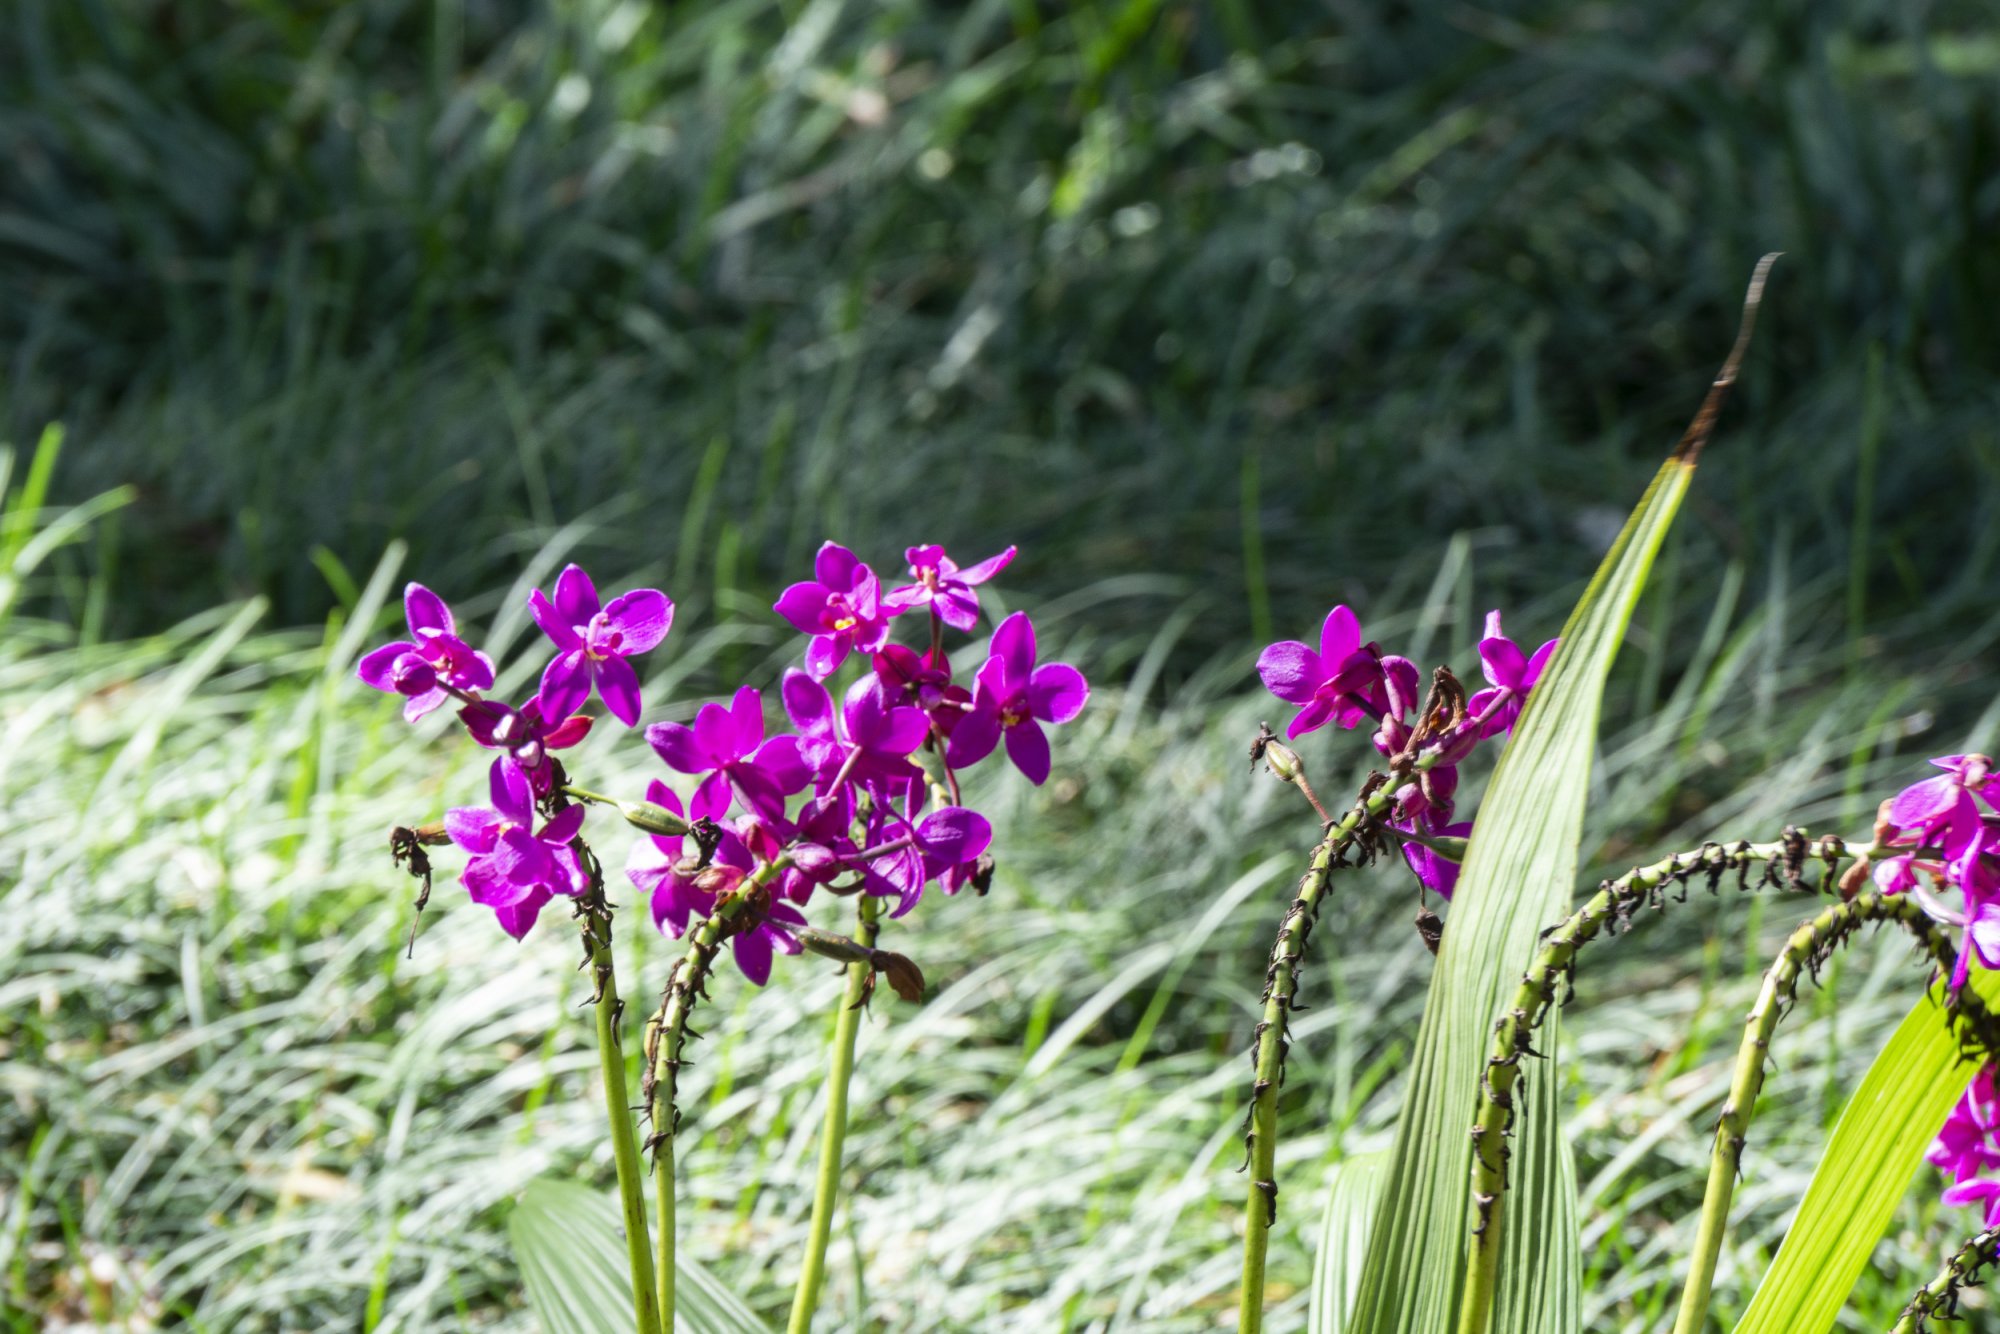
(625, 777), (731, 918)
(458, 697), (593, 793)
(774, 542), (892, 680)
(873, 643), (969, 737)
(627, 786), (803, 986)
(528, 564), (674, 726)
(853, 803), (994, 917)
(1933, 1068), (2000, 1182)
(1466, 610), (1559, 738)
(1935, 1066), (2000, 1224)
(781, 670), (929, 796)
(945, 612), (1089, 785)
(1889, 755), (2000, 881)
(881, 544), (1016, 630)
(1255, 606), (1386, 741)
(645, 686), (810, 822)
(1395, 818), (1472, 899)
(357, 583), (496, 721)
(446, 758), (588, 939)
(777, 790), (860, 906)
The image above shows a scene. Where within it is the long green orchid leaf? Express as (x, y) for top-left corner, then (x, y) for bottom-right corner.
(511, 1178), (771, 1333)
(1730, 970), (2000, 1334)
(1347, 257), (1778, 1334)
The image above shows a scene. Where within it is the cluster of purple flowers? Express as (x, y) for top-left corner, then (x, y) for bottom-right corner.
(1871, 754), (2000, 991)
(359, 543), (1087, 985)
(1256, 607), (1556, 897)
(1932, 1067), (2000, 1224)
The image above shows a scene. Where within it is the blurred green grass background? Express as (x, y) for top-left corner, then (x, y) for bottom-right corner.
(5, 0), (2000, 1329)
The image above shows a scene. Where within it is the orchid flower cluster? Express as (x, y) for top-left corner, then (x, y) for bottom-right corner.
(1858, 754), (2000, 1226)
(362, 540), (1086, 1334)
(359, 541), (1088, 979)
(1255, 606), (1556, 898)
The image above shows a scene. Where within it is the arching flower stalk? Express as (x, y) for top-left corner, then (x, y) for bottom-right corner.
(1891, 1224), (2000, 1334)
(1668, 895), (2000, 1334)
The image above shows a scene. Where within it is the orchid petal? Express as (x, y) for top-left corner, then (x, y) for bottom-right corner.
(1005, 718), (1052, 785)
(527, 589), (583, 650)
(1317, 605), (1361, 664)
(990, 611), (1037, 685)
(405, 583), (453, 636)
(1255, 641), (1323, 706)
(956, 546), (1016, 586)
(600, 589), (673, 654)
(774, 582), (832, 636)
(595, 654), (643, 726)
(1028, 662), (1089, 724)
(536, 648), (592, 721)
(357, 641), (416, 691)
(552, 564), (600, 624)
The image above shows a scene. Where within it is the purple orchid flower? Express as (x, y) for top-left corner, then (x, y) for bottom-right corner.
(881, 544), (1016, 630)
(774, 542), (892, 680)
(528, 564), (674, 726)
(1889, 755), (2000, 880)
(1255, 606), (1386, 741)
(1933, 1068), (2000, 1186)
(1466, 611), (1559, 738)
(944, 612), (1089, 785)
(625, 778), (730, 915)
(357, 583), (496, 721)
(446, 758), (588, 939)
(781, 670), (929, 797)
(1395, 818), (1472, 899)
(458, 697), (593, 794)
(1943, 1175), (2000, 1227)
(625, 780), (804, 985)
(852, 803), (994, 917)
(645, 686), (810, 821)
(777, 790), (860, 906)
(873, 644), (970, 737)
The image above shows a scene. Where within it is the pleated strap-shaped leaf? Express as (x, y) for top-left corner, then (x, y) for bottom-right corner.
(1347, 258), (1776, 1334)
(1310, 1152), (1390, 1334)
(1730, 970), (2000, 1334)
(510, 1178), (771, 1334)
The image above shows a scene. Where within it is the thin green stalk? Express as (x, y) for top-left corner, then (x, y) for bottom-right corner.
(647, 897), (748, 1329)
(1237, 752), (1448, 1334)
(1891, 1224), (2000, 1333)
(585, 905), (663, 1334)
(787, 895), (882, 1334)
(1460, 829), (1857, 1334)
(1671, 893), (1981, 1334)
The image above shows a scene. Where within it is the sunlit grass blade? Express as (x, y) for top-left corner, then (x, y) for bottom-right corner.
(1348, 258), (1777, 1334)
(1728, 969), (2000, 1334)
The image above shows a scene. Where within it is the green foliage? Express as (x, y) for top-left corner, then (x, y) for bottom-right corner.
(5, 2), (2000, 642)
(1308, 1152), (1387, 1334)
(1351, 435), (1698, 1334)
(1731, 971), (2000, 1334)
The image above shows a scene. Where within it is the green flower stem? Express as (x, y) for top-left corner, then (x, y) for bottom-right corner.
(1670, 892), (1987, 1334)
(1459, 830), (1857, 1334)
(1237, 758), (1446, 1334)
(787, 894), (884, 1334)
(645, 863), (782, 1330)
(583, 894), (664, 1334)
(1891, 1224), (2000, 1333)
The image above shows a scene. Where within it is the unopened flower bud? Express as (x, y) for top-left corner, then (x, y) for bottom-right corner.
(1262, 740), (1305, 785)
(619, 800), (690, 838)
(798, 927), (874, 966)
